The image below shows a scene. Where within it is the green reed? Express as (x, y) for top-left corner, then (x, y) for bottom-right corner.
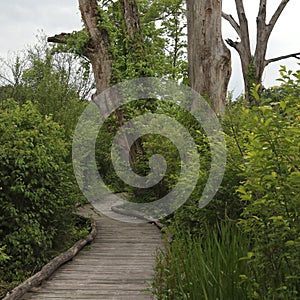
(153, 221), (251, 300)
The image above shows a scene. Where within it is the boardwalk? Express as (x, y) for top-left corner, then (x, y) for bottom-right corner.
(22, 205), (162, 300)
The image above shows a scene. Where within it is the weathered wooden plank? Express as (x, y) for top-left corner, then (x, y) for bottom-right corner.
(21, 207), (162, 300)
(48, 273), (154, 281)
(24, 290), (153, 299)
(24, 293), (152, 300)
(28, 283), (150, 290)
(25, 289), (152, 295)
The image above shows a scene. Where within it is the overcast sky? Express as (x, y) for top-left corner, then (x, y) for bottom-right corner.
(0, 0), (299, 96)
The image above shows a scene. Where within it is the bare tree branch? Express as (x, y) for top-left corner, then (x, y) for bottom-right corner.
(225, 38), (240, 51)
(0, 73), (14, 86)
(223, 0), (293, 104)
(254, 0), (290, 82)
(254, 0), (268, 78)
(234, 0), (251, 59)
(266, 51), (300, 66)
(222, 12), (241, 37)
(47, 33), (71, 44)
(257, 0), (267, 25)
(234, 0), (249, 36)
(268, 0), (290, 35)
(0, 56), (27, 86)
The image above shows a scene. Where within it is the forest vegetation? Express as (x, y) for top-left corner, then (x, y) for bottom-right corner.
(0, 0), (299, 299)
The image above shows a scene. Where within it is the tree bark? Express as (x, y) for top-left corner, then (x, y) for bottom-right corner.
(78, 0), (112, 95)
(48, 0), (147, 164)
(253, 0), (290, 89)
(77, 0), (134, 163)
(186, 0), (231, 115)
(122, 0), (144, 46)
(120, 0), (148, 162)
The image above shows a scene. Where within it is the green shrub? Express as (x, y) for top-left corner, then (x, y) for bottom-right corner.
(153, 66), (300, 299)
(168, 98), (248, 236)
(237, 68), (300, 298)
(0, 100), (79, 282)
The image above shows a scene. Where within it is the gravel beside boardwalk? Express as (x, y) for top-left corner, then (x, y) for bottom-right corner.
(22, 205), (162, 300)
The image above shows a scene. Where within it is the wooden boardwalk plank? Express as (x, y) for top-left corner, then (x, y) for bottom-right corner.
(22, 206), (162, 300)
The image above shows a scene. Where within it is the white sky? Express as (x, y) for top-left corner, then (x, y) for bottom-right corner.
(0, 0), (299, 97)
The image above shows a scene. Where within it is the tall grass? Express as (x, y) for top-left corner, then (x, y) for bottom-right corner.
(152, 222), (251, 300)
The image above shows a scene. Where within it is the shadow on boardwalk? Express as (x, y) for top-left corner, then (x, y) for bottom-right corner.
(22, 204), (162, 300)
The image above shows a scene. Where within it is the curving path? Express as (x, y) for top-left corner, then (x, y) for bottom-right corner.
(22, 204), (162, 300)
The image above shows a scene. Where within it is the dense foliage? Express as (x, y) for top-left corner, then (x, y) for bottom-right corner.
(0, 100), (75, 279)
(0, 1), (299, 299)
(66, 3), (299, 297)
(152, 67), (300, 299)
(0, 42), (89, 297)
(237, 68), (300, 298)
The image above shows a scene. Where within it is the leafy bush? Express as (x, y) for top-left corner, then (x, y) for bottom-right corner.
(153, 66), (300, 299)
(163, 98), (247, 236)
(237, 68), (300, 298)
(0, 100), (79, 282)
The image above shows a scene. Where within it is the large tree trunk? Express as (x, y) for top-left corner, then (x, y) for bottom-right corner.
(81, 0), (145, 164)
(120, 0), (148, 162)
(122, 0), (145, 49)
(186, 0), (231, 115)
(48, 0), (148, 164)
(78, 0), (131, 157)
(78, 0), (112, 95)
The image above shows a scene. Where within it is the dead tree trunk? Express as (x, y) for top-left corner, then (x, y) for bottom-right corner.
(77, 0), (132, 160)
(48, 0), (135, 165)
(223, 0), (300, 104)
(79, 0), (147, 163)
(186, 0), (231, 115)
(48, 0), (113, 113)
(77, 0), (112, 96)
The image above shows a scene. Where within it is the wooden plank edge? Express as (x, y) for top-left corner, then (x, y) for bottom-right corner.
(3, 218), (97, 300)
(111, 205), (169, 231)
